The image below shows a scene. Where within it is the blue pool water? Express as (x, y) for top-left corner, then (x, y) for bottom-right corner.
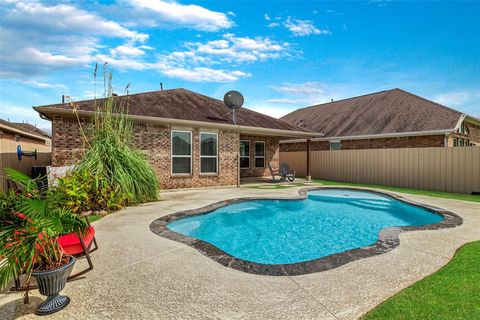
(168, 189), (443, 264)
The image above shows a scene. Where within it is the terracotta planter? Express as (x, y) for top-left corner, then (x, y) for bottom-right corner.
(32, 257), (76, 316)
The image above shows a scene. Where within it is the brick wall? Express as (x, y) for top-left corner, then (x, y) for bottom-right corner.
(239, 135), (280, 178)
(51, 116), (242, 189)
(148, 126), (239, 189)
(51, 116), (88, 166)
(280, 135), (446, 152)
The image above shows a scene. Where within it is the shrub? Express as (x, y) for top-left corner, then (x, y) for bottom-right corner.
(49, 169), (129, 214)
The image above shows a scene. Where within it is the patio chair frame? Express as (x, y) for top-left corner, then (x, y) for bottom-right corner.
(267, 163), (283, 183)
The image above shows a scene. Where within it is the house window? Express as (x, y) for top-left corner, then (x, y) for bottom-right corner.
(460, 122), (470, 135)
(240, 140), (250, 169)
(254, 141), (265, 168)
(330, 141), (341, 150)
(200, 132), (218, 174)
(453, 138), (458, 147)
(458, 139), (464, 147)
(171, 130), (192, 175)
(466, 140), (470, 146)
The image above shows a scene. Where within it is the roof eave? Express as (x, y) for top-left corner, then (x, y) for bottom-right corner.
(0, 122), (51, 142)
(34, 106), (322, 139)
(280, 128), (458, 144)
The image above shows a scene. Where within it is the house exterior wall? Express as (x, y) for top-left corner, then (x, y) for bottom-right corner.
(239, 135), (280, 178)
(280, 135), (446, 152)
(51, 116), (279, 189)
(447, 121), (480, 146)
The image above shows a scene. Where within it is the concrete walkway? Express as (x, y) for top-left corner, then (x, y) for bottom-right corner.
(1, 186), (479, 320)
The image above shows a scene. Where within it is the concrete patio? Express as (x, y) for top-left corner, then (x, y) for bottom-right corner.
(1, 185), (479, 320)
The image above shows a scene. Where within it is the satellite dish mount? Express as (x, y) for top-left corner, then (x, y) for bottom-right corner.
(223, 91), (244, 125)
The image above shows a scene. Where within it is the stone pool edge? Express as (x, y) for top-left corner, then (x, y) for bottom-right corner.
(149, 187), (463, 276)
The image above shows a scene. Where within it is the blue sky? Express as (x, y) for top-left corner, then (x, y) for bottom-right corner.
(1, 0), (479, 131)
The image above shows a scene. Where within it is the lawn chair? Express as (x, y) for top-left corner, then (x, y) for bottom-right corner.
(11, 216), (98, 291)
(280, 163), (295, 182)
(268, 163), (282, 183)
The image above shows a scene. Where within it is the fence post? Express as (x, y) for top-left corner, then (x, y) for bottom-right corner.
(306, 139), (311, 181)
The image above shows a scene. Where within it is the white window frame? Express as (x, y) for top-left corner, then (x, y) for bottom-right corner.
(240, 140), (250, 169)
(199, 132), (218, 174)
(171, 130), (192, 175)
(254, 141), (265, 168)
(329, 140), (341, 151)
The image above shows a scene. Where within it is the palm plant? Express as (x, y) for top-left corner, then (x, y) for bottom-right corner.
(0, 168), (87, 302)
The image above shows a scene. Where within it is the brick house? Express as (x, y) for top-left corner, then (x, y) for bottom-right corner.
(34, 89), (319, 189)
(280, 88), (480, 152)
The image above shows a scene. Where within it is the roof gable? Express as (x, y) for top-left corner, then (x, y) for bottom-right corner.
(281, 89), (463, 137)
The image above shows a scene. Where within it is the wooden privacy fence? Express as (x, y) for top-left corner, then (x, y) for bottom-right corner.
(280, 147), (480, 195)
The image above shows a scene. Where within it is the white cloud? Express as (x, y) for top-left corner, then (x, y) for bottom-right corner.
(264, 14), (271, 21)
(93, 34), (282, 82)
(110, 45), (146, 57)
(145, 34), (289, 82)
(0, 1), (147, 78)
(432, 90), (480, 117)
(127, 0), (233, 31)
(20, 80), (67, 90)
(0, 104), (50, 129)
(268, 22), (280, 28)
(268, 82), (344, 106)
(284, 17), (331, 37)
(187, 33), (289, 63)
(160, 67), (249, 82)
(270, 82), (325, 95)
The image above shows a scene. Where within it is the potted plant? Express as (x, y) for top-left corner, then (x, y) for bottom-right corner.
(0, 168), (87, 315)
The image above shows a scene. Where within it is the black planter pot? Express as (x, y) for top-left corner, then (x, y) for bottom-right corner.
(32, 257), (76, 316)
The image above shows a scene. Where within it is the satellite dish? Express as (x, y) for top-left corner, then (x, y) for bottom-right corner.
(223, 91), (244, 124)
(224, 91), (244, 109)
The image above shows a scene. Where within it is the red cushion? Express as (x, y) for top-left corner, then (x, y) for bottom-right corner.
(58, 226), (95, 255)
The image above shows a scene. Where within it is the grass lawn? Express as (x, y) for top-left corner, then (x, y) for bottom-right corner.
(363, 241), (480, 320)
(88, 214), (104, 223)
(315, 180), (480, 203)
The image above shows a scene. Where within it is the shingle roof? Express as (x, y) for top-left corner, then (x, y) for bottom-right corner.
(11, 122), (50, 138)
(0, 119), (50, 139)
(280, 88), (464, 137)
(34, 88), (314, 133)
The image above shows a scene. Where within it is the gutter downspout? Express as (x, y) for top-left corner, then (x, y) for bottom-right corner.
(444, 133), (449, 147)
(237, 130), (241, 188)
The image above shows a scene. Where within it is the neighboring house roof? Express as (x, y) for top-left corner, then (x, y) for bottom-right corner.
(0, 118), (50, 141)
(11, 122), (50, 138)
(34, 88), (319, 138)
(281, 88), (472, 139)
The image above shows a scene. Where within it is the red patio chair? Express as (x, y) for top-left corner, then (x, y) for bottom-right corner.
(11, 216), (98, 291)
(57, 220), (98, 280)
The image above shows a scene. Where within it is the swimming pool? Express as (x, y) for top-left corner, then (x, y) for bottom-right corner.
(167, 189), (444, 265)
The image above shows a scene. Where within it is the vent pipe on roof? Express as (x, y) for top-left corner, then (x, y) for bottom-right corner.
(62, 95), (65, 104)
(331, 99), (333, 102)
(160, 83), (163, 91)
